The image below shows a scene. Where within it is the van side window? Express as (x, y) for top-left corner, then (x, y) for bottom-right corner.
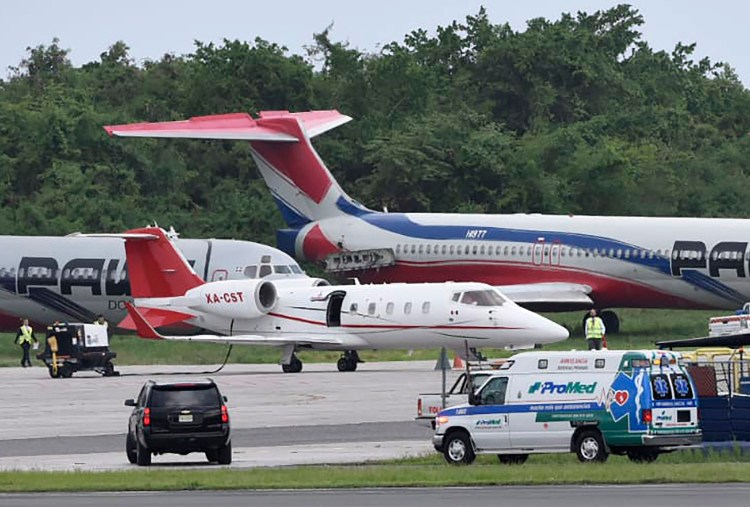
(537, 359), (548, 370)
(479, 377), (508, 406)
(651, 374), (673, 400)
(595, 359), (606, 369)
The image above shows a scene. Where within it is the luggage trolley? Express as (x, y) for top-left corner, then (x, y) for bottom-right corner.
(36, 323), (118, 378)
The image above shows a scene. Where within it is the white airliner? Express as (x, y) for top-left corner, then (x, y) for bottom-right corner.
(105, 110), (750, 332)
(0, 230), (314, 331)
(116, 227), (568, 373)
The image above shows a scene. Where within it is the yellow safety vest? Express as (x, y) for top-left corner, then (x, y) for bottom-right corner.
(586, 317), (604, 340)
(19, 325), (34, 344)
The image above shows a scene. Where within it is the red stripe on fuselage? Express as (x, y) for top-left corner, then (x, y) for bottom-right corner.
(250, 117), (332, 204)
(352, 260), (704, 309)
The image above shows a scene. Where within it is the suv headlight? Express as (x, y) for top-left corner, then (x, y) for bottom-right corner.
(436, 416), (449, 427)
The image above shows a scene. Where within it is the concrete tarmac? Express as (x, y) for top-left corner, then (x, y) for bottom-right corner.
(0, 360), (448, 469)
(3, 484), (750, 507)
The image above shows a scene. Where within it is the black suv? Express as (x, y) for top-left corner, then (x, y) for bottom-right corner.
(124, 379), (231, 466)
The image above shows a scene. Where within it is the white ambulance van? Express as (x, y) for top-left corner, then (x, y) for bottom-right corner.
(432, 350), (701, 464)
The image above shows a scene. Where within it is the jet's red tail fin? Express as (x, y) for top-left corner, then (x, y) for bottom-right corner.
(122, 227), (205, 298)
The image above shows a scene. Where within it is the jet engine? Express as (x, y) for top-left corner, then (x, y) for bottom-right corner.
(185, 279), (277, 320)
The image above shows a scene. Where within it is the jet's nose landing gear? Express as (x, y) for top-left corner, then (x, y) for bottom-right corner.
(337, 350), (363, 372)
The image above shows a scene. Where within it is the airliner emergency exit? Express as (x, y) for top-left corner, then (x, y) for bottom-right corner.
(116, 227), (568, 373)
(0, 230), (313, 330)
(105, 111), (750, 333)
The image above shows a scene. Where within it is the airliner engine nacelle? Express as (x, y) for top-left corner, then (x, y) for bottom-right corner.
(185, 279), (277, 319)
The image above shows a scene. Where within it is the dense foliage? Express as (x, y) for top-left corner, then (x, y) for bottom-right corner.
(1, 5), (749, 246)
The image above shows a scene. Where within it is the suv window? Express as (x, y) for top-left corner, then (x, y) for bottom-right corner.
(150, 385), (220, 408)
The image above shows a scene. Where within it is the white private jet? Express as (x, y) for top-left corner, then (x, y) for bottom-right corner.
(114, 227), (568, 373)
(105, 110), (750, 334)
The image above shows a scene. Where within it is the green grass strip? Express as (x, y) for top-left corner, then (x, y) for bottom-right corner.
(1, 461), (749, 492)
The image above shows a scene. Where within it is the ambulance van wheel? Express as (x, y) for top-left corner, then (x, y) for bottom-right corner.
(575, 429), (608, 463)
(627, 449), (659, 463)
(443, 431), (476, 465)
(498, 454), (528, 465)
(126, 434), (137, 464)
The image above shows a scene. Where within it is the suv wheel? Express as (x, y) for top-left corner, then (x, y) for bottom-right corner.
(136, 439), (151, 466)
(443, 431), (475, 465)
(217, 442), (232, 465)
(126, 433), (137, 464)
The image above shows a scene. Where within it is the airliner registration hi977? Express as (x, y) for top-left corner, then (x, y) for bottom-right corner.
(110, 227), (568, 373)
(104, 111), (750, 333)
(0, 229), (312, 330)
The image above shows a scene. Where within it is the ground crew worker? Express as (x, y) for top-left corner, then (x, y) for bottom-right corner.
(94, 314), (109, 329)
(584, 309), (606, 350)
(15, 318), (38, 367)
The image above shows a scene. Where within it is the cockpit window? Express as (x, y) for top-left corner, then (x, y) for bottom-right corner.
(244, 266), (257, 278)
(274, 265), (291, 274)
(259, 265), (273, 278)
(459, 290), (505, 306)
(290, 265), (303, 274)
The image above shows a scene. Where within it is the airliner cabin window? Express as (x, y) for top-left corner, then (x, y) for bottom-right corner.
(422, 302), (431, 314)
(368, 302), (376, 315)
(624, 249), (630, 259)
(526, 246), (532, 256)
(386, 302), (394, 315)
(609, 249), (615, 257)
(404, 302), (412, 314)
(503, 246), (509, 256)
(480, 245), (485, 255)
(511, 247), (517, 256)
(472, 245), (478, 255)
(411, 245), (416, 254)
(395, 244), (401, 254)
(350, 303), (358, 313)
(442, 245), (447, 255)
(418, 245), (424, 254)
(449, 245), (455, 255)
(426, 245), (431, 254)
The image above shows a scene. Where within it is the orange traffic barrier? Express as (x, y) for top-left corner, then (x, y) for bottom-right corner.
(453, 354), (463, 368)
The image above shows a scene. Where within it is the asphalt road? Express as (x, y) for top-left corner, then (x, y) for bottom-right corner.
(3, 484), (750, 507)
(0, 421), (431, 458)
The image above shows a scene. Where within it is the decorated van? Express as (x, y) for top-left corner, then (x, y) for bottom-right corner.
(432, 350), (701, 464)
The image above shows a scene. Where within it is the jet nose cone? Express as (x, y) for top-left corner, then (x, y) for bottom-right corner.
(533, 317), (569, 344)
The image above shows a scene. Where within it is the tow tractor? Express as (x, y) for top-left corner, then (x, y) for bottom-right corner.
(36, 323), (118, 378)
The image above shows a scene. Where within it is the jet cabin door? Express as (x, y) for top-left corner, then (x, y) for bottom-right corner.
(326, 291), (347, 327)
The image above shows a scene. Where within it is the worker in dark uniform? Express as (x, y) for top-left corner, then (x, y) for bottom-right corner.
(15, 318), (38, 367)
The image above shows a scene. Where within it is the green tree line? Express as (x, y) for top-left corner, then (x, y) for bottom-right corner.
(1, 4), (750, 248)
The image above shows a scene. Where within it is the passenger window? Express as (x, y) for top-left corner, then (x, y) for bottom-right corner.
(404, 302), (412, 315)
(651, 374), (673, 400)
(422, 301), (431, 314)
(411, 245), (416, 254)
(368, 302), (376, 315)
(418, 244), (424, 254)
(480, 245), (485, 255)
(441, 245), (447, 255)
(595, 359), (606, 369)
(395, 244), (401, 254)
(537, 359), (548, 370)
(386, 302), (394, 315)
(480, 377), (508, 406)
(449, 245), (455, 255)
(426, 245), (431, 254)
(349, 303), (358, 314)
(452, 292), (461, 302)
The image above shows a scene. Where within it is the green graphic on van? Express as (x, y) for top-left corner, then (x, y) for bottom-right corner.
(528, 381), (598, 395)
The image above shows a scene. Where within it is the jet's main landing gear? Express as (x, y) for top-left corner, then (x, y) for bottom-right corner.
(337, 350), (362, 372)
(281, 353), (303, 373)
